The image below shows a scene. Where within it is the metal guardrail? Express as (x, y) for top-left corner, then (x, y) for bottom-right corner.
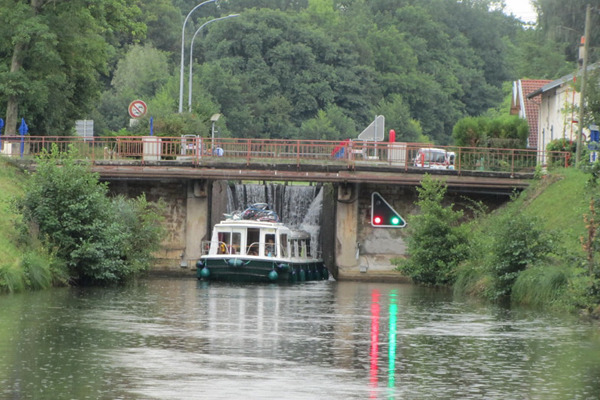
(0, 135), (570, 175)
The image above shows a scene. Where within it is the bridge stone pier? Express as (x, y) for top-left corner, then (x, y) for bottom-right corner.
(107, 178), (211, 272)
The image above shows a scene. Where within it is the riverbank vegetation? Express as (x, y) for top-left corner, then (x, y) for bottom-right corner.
(0, 147), (165, 292)
(395, 167), (600, 316)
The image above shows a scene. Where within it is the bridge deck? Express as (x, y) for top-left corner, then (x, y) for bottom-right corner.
(89, 158), (531, 193)
(2, 135), (566, 193)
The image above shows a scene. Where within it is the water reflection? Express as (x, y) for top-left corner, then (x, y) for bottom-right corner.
(0, 279), (599, 399)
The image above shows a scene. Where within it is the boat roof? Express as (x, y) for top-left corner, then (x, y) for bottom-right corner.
(216, 219), (285, 228)
(289, 230), (311, 240)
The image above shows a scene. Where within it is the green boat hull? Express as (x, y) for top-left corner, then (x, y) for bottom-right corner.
(196, 257), (329, 283)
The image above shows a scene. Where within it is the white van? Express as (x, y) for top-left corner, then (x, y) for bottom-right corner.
(413, 148), (455, 170)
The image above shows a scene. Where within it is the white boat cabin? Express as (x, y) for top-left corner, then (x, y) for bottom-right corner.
(202, 220), (317, 260)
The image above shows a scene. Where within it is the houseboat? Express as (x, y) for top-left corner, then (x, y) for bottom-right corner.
(196, 214), (328, 283)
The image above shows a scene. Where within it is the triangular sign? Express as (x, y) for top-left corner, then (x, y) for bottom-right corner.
(371, 192), (406, 228)
(358, 115), (385, 141)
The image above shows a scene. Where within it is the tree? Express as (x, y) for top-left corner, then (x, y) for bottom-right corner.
(373, 94), (423, 142)
(15, 145), (164, 284)
(112, 45), (170, 100)
(0, 0), (144, 136)
(138, 0), (181, 54)
(299, 109), (338, 140)
(396, 175), (472, 286)
(508, 29), (574, 80)
(536, 0), (600, 63)
(583, 68), (600, 128)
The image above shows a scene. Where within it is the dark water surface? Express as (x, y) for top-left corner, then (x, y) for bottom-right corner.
(1, 278), (599, 399)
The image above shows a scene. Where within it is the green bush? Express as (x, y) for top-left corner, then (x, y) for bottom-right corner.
(452, 116), (488, 148)
(488, 211), (558, 299)
(452, 115), (529, 149)
(396, 175), (473, 286)
(546, 138), (577, 167)
(15, 144), (165, 285)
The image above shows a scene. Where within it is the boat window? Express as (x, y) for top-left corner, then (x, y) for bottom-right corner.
(217, 232), (230, 254)
(217, 231), (241, 254)
(231, 232), (241, 254)
(279, 234), (288, 257)
(265, 234), (276, 257)
(247, 228), (260, 255)
(290, 239), (297, 258)
(300, 240), (306, 258)
(306, 239), (311, 257)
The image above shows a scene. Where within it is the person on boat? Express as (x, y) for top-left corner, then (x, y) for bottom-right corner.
(265, 239), (275, 257)
(218, 242), (227, 254)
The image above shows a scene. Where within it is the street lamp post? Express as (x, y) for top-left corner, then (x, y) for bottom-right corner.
(179, 0), (217, 113)
(576, 4), (592, 167)
(188, 14), (240, 113)
(210, 113), (222, 143)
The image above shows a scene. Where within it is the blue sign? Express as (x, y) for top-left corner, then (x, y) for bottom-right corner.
(18, 118), (28, 135)
(19, 118), (27, 159)
(0, 118), (4, 133)
(590, 125), (599, 143)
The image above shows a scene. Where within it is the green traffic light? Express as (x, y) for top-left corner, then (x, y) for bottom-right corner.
(391, 217), (400, 225)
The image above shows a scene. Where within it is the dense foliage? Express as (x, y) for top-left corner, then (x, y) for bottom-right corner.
(546, 138), (578, 167)
(487, 211), (558, 299)
(395, 175), (472, 286)
(14, 145), (164, 284)
(449, 167), (600, 315)
(452, 115), (530, 148)
(0, 0), (579, 145)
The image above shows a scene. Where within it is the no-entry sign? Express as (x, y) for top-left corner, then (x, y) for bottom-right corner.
(128, 100), (147, 118)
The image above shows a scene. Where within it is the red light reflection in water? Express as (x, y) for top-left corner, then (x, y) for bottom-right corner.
(369, 290), (381, 398)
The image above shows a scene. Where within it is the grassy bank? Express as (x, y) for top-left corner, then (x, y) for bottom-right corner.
(0, 160), (25, 263)
(452, 168), (599, 314)
(0, 159), (33, 291)
(0, 158), (69, 291)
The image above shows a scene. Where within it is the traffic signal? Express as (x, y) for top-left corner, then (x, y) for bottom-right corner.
(371, 192), (406, 228)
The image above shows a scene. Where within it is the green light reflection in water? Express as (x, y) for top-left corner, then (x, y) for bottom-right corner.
(388, 289), (398, 397)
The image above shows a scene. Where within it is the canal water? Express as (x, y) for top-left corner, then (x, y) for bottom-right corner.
(1, 279), (599, 400)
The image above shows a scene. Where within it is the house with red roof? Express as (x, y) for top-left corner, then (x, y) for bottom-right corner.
(526, 72), (582, 161)
(510, 79), (551, 150)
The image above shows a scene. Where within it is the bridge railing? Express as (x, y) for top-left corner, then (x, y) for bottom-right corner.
(0, 135), (570, 174)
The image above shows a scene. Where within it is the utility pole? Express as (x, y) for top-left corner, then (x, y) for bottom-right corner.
(576, 4), (592, 167)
